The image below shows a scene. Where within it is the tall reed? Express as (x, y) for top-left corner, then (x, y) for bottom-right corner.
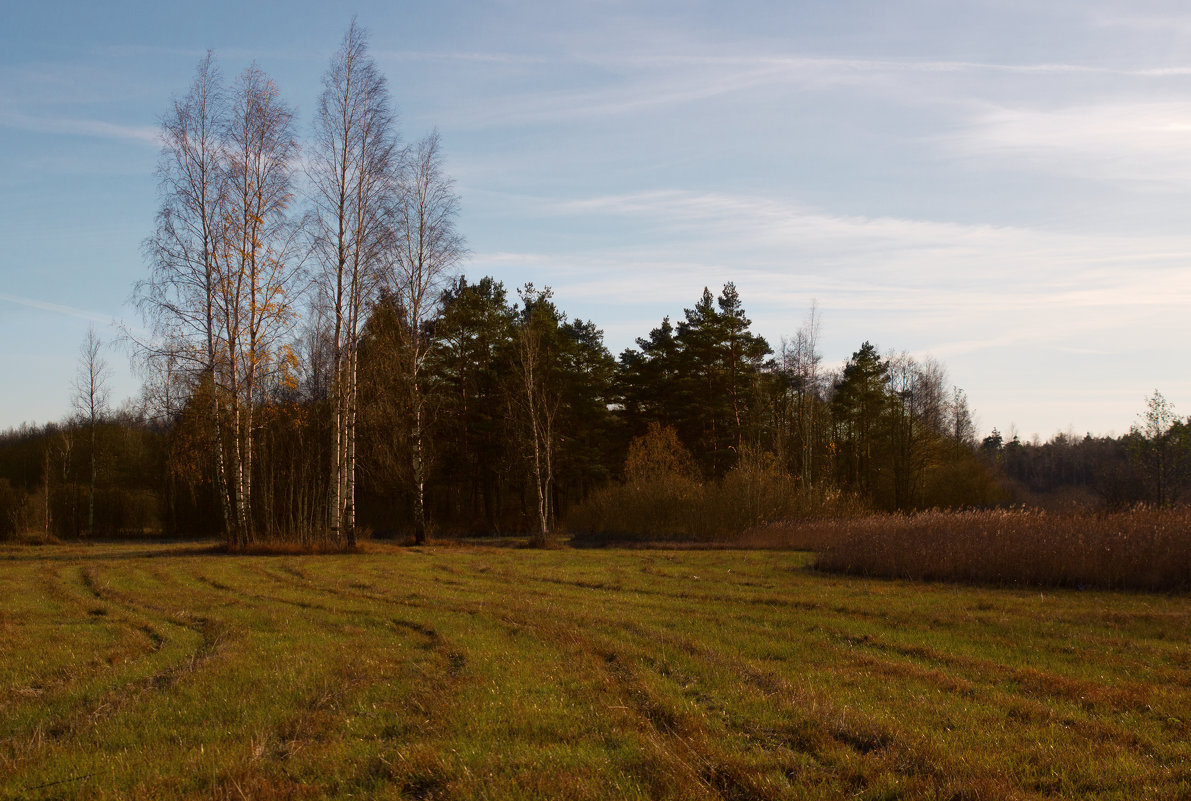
(807, 507), (1191, 591)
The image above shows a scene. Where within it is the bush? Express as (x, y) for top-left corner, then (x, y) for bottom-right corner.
(713, 448), (802, 531)
(49, 483), (87, 538)
(94, 486), (160, 536)
(567, 426), (862, 542)
(567, 424), (706, 540)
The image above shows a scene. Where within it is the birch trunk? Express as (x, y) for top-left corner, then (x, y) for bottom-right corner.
(312, 20), (398, 547)
(411, 371), (427, 545)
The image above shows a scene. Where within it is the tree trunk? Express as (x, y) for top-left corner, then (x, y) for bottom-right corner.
(87, 422), (96, 537)
(330, 306), (343, 545)
(209, 381), (234, 548)
(530, 417), (548, 546)
(411, 370), (428, 545)
(345, 343), (358, 547)
(43, 448), (51, 538)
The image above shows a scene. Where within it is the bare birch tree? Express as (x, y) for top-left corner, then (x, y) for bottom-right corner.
(949, 386), (976, 459)
(885, 352), (947, 509)
(1132, 390), (1180, 506)
(309, 20), (398, 547)
(218, 63), (302, 545)
(515, 285), (561, 547)
(137, 52), (236, 542)
(72, 326), (110, 537)
(785, 301), (822, 487)
(386, 129), (466, 545)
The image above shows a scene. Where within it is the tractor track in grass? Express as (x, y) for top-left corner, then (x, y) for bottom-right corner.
(0, 565), (163, 712)
(2, 563), (234, 780)
(520, 564), (1188, 762)
(233, 549), (1191, 785)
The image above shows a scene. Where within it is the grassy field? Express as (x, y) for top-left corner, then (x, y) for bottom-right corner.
(1, 542), (1189, 800)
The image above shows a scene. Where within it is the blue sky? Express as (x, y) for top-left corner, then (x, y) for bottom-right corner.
(2, 1), (1190, 439)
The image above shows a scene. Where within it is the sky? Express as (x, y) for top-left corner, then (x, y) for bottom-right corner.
(2, 0), (1190, 440)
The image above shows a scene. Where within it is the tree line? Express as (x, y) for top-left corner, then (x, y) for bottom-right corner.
(2, 284), (1185, 542)
(979, 390), (1191, 511)
(0, 272), (996, 544)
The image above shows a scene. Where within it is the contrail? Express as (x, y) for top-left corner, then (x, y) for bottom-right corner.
(0, 292), (119, 326)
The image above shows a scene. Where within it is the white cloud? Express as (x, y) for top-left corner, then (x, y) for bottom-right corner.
(0, 110), (160, 146)
(466, 188), (1191, 379)
(940, 101), (1191, 187)
(540, 188), (1191, 287)
(374, 49), (551, 65)
(436, 42), (1191, 130)
(1090, 10), (1191, 37)
(594, 52), (1191, 79)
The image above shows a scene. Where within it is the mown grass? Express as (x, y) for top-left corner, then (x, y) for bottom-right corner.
(1, 541), (1189, 799)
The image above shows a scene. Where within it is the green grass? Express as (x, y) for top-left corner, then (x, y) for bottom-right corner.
(0, 541), (1189, 800)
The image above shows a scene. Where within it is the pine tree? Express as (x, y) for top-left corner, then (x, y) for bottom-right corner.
(831, 342), (888, 497)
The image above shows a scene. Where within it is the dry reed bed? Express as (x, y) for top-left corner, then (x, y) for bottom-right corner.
(770, 508), (1191, 591)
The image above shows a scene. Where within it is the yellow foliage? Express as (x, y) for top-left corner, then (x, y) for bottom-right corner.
(279, 343), (300, 393)
(624, 423), (697, 485)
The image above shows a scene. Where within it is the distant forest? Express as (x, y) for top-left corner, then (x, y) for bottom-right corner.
(2, 23), (1187, 547)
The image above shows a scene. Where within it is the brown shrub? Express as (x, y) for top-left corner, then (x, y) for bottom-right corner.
(624, 422), (698, 485)
(565, 474), (706, 541)
(567, 424), (706, 540)
(920, 453), (1007, 509)
(567, 432), (866, 542)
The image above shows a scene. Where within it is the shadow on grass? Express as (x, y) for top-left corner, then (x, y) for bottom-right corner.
(0, 541), (225, 562)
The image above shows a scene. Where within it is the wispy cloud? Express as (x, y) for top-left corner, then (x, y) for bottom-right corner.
(446, 66), (789, 127)
(466, 187), (1191, 373)
(543, 188), (1191, 284)
(1090, 10), (1191, 37)
(374, 49), (551, 65)
(0, 110), (160, 146)
(592, 52), (1191, 79)
(0, 292), (121, 326)
(940, 100), (1191, 186)
(438, 44), (1191, 129)
(93, 43), (329, 66)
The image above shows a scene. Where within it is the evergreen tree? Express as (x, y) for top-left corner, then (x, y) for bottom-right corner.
(674, 284), (771, 477)
(555, 317), (621, 510)
(618, 316), (681, 440)
(428, 277), (518, 529)
(831, 342), (888, 498)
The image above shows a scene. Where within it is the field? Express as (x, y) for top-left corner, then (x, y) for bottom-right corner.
(1, 542), (1189, 800)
